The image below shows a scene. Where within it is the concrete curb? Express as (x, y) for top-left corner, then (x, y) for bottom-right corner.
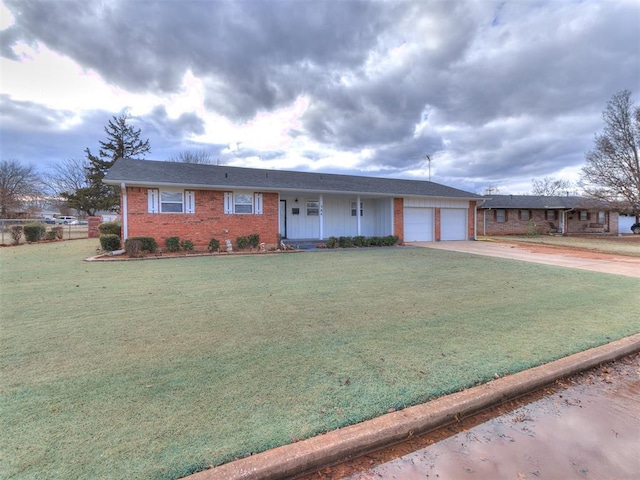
(184, 334), (640, 480)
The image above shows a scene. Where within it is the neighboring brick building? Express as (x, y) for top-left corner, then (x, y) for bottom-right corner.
(478, 195), (619, 236)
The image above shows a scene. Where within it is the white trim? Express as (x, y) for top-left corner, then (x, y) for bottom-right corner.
(185, 190), (195, 214)
(224, 192), (233, 214)
(148, 188), (159, 213)
(121, 183), (128, 240)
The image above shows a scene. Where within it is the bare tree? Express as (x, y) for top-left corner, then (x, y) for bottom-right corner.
(581, 90), (640, 219)
(0, 159), (42, 217)
(168, 150), (213, 164)
(531, 176), (573, 196)
(45, 158), (91, 197)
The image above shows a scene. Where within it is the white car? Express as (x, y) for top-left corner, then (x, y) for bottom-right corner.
(54, 216), (77, 224)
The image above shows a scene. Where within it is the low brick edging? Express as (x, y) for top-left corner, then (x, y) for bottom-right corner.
(183, 333), (640, 480)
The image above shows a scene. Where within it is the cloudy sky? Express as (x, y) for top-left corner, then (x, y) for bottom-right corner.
(1, 0), (638, 194)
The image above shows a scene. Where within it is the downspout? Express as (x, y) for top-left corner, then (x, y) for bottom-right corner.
(120, 182), (128, 241)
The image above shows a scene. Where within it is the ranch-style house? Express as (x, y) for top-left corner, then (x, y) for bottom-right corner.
(103, 158), (483, 248)
(478, 195), (619, 236)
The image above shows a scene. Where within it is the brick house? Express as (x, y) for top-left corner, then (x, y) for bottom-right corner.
(103, 158), (483, 248)
(478, 195), (619, 236)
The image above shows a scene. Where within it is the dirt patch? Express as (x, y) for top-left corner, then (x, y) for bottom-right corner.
(492, 234), (640, 259)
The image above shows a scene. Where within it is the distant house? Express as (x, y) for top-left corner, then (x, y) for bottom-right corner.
(103, 158), (483, 248)
(478, 195), (618, 236)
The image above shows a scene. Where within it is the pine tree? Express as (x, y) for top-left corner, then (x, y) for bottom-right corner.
(63, 114), (150, 215)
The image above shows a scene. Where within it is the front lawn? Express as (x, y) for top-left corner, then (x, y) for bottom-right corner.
(1, 240), (638, 479)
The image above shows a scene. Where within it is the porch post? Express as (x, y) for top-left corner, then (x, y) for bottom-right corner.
(319, 194), (324, 240)
(357, 195), (361, 236)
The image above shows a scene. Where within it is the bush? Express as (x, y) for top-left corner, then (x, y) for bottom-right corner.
(632, 223), (640, 234)
(338, 236), (354, 248)
(352, 236), (369, 247)
(124, 239), (143, 257)
(100, 234), (121, 252)
(248, 233), (260, 248)
(23, 223), (47, 242)
(126, 237), (157, 252)
(9, 225), (23, 245)
(236, 236), (250, 249)
(325, 236), (338, 249)
(52, 226), (63, 240)
(180, 239), (194, 251)
(208, 238), (220, 251)
(45, 230), (58, 241)
(165, 236), (180, 252)
(98, 222), (121, 236)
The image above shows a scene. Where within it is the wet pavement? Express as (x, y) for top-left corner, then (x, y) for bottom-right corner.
(300, 353), (640, 480)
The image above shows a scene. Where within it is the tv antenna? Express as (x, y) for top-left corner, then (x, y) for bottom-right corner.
(424, 154), (432, 181)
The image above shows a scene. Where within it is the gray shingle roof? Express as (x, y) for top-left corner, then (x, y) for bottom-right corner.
(104, 158), (482, 199)
(480, 195), (613, 210)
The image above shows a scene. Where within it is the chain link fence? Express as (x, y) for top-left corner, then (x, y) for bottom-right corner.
(0, 219), (89, 245)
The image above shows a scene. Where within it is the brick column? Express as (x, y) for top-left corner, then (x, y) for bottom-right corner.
(88, 216), (101, 238)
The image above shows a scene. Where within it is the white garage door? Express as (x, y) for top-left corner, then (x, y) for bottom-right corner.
(441, 208), (467, 240)
(404, 207), (434, 241)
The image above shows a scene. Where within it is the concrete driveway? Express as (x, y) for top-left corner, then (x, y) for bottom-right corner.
(407, 240), (640, 278)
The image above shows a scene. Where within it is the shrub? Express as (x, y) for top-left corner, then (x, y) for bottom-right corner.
(180, 239), (194, 251)
(352, 236), (369, 247)
(248, 233), (260, 248)
(23, 223), (47, 242)
(52, 226), (63, 240)
(208, 238), (220, 251)
(236, 235), (250, 249)
(165, 236), (180, 252)
(632, 223), (640, 234)
(9, 225), (23, 245)
(98, 222), (121, 236)
(124, 239), (143, 257)
(338, 236), (354, 248)
(126, 237), (157, 252)
(325, 236), (338, 249)
(45, 230), (58, 241)
(100, 234), (121, 252)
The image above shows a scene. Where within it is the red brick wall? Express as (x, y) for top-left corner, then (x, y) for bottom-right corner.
(434, 208), (441, 241)
(393, 198), (404, 241)
(479, 208), (618, 235)
(124, 187), (279, 249)
(87, 216), (101, 238)
(468, 202), (476, 240)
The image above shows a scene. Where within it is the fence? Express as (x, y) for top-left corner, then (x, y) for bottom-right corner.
(0, 219), (89, 245)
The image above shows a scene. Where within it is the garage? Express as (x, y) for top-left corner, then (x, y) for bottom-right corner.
(441, 208), (467, 240)
(404, 207), (434, 241)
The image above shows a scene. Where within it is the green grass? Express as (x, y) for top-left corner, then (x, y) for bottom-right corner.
(1, 240), (639, 479)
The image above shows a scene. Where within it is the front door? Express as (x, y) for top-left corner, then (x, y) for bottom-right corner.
(279, 200), (287, 238)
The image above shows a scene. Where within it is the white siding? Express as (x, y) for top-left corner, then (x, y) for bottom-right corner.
(404, 198), (469, 208)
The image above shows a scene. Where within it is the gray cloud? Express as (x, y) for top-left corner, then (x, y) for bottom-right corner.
(2, 0), (640, 192)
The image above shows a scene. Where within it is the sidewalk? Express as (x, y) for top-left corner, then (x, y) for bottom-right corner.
(408, 240), (640, 278)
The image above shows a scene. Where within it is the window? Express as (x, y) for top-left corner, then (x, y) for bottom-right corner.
(307, 200), (319, 216)
(598, 211), (606, 224)
(161, 191), (184, 213)
(148, 189), (195, 214)
(234, 194), (253, 214)
(496, 209), (506, 223)
(579, 211), (589, 221)
(223, 192), (263, 214)
(351, 201), (363, 217)
(519, 210), (530, 221)
(546, 210), (556, 221)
